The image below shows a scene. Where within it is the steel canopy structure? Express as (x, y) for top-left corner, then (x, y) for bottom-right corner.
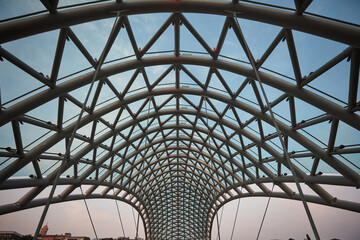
(0, 0), (359, 239)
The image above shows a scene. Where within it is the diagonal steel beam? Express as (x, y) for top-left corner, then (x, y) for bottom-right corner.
(139, 13), (175, 58)
(179, 13), (215, 58)
(348, 48), (359, 111)
(50, 28), (68, 86)
(301, 47), (353, 87)
(40, 0), (59, 14)
(294, 0), (313, 15)
(0, 46), (52, 87)
(285, 29), (303, 88)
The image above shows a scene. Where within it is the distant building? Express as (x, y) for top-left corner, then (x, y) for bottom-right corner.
(68, 237), (90, 240)
(39, 234), (89, 240)
(40, 225), (49, 236)
(115, 238), (142, 240)
(0, 231), (23, 240)
(37, 225), (89, 240)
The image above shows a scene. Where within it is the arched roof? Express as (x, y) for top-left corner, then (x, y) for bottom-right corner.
(0, 1), (359, 239)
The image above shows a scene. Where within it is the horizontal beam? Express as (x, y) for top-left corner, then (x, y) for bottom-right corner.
(0, 0), (359, 47)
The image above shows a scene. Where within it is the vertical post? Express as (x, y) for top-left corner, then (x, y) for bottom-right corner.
(232, 14), (320, 240)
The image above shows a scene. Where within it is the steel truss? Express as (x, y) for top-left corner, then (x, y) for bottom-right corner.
(0, 1), (359, 239)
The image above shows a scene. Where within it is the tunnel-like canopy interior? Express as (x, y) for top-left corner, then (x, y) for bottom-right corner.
(0, 1), (359, 239)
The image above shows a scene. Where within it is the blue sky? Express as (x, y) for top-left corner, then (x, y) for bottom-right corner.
(0, 0), (360, 239)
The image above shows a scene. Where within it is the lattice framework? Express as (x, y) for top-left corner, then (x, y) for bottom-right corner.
(0, 1), (359, 239)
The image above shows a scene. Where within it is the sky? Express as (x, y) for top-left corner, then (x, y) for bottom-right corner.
(0, 0), (360, 239)
(0, 183), (359, 239)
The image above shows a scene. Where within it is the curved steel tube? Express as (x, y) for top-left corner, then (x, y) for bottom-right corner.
(0, 1), (359, 47)
(0, 1), (359, 239)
